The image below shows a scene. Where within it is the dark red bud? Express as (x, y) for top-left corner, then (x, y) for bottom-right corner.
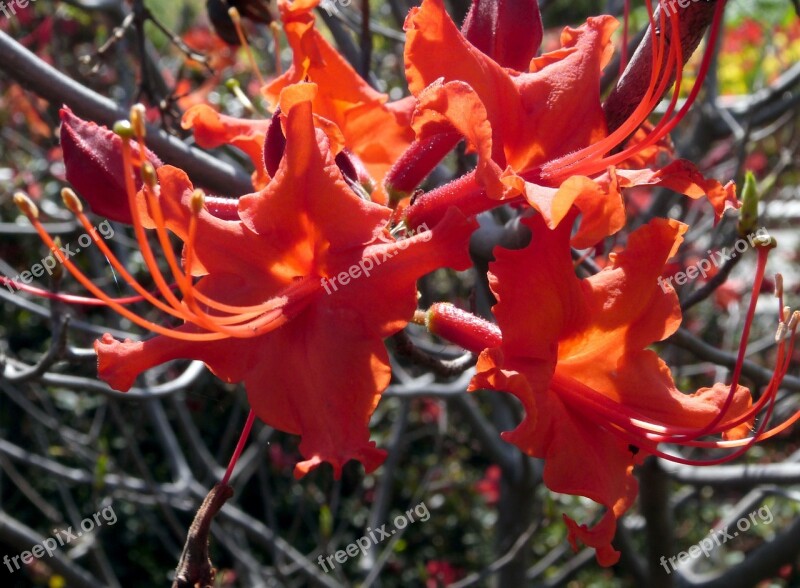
(263, 107), (286, 178)
(335, 148), (374, 199)
(461, 0), (543, 71)
(60, 106), (162, 224)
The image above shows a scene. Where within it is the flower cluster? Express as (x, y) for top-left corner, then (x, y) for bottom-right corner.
(13, 0), (798, 566)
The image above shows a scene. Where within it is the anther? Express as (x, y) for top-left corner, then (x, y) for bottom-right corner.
(190, 189), (206, 215)
(225, 78), (256, 114)
(753, 235), (777, 249)
(776, 322), (787, 343)
(130, 104), (147, 139)
(141, 162), (158, 189)
(113, 120), (135, 140)
(13, 191), (39, 219)
(789, 311), (800, 333)
(61, 187), (83, 214)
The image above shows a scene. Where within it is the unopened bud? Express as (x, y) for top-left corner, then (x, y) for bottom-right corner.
(426, 303), (502, 352)
(737, 171), (759, 236)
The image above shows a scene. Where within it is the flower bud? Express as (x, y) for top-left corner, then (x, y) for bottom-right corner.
(461, 0), (543, 71)
(426, 303), (502, 352)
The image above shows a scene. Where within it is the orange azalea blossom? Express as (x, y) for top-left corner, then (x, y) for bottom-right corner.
(182, 0), (415, 198)
(403, 0), (738, 246)
(263, 0), (415, 189)
(17, 85), (475, 479)
(459, 213), (797, 566)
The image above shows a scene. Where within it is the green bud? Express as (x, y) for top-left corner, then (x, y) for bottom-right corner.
(737, 171), (759, 236)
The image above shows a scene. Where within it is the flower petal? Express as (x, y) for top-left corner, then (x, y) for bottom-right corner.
(265, 1), (413, 184)
(182, 105), (271, 189)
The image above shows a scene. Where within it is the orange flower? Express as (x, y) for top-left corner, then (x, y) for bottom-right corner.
(403, 0), (737, 244)
(467, 213), (795, 565)
(264, 0), (415, 189)
(21, 86), (474, 478)
(405, 0), (612, 187)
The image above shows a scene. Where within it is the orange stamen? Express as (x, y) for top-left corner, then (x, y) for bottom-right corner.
(14, 192), (230, 341)
(540, 0), (727, 182)
(270, 21), (282, 76)
(229, 6), (266, 86)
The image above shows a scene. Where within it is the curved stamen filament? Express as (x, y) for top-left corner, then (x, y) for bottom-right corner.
(21, 131), (318, 340)
(64, 186), (204, 324)
(675, 246), (771, 439)
(557, 368), (773, 467)
(0, 275), (156, 306)
(541, 0), (727, 182)
(540, 0), (669, 173)
(134, 160), (305, 322)
(619, 0), (630, 77)
(20, 204), (296, 340)
(14, 193), (231, 340)
(590, 0), (726, 170)
(554, 245), (777, 446)
(141, 182), (312, 327)
(551, 278), (798, 465)
(119, 138), (305, 335)
(229, 7), (265, 86)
